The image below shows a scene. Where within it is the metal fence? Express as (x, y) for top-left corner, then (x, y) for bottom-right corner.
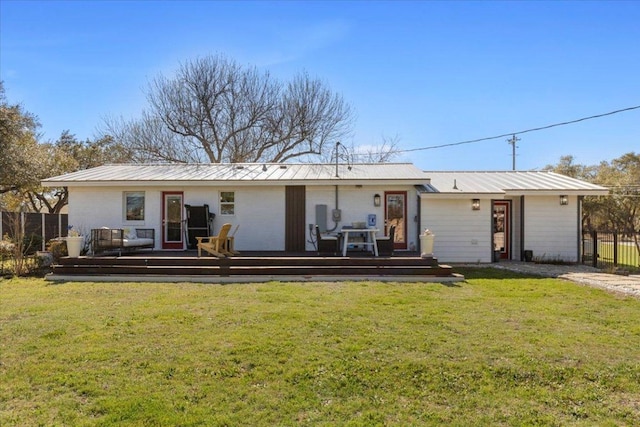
(0, 211), (68, 252)
(582, 230), (640, 269)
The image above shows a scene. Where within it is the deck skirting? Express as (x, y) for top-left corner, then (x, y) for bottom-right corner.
(48, 255), (461, 283)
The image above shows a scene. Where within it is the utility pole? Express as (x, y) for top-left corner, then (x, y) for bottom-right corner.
(507, 134), (520, 170)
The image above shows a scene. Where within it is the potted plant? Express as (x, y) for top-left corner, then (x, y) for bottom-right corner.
(65, 226), (85, 258)
(420, 228), (435, 258)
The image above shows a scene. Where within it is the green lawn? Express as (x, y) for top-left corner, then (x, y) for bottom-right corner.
(598, 241), (640, 269)
(1, 269), (639, 426)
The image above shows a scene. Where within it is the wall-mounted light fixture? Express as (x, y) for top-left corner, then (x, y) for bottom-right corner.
(560, 195), (568, 206)
(472, 199), (480, 210)
(374, 194), (381, 207)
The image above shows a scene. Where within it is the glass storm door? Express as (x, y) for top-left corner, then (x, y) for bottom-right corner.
(162, 192), (184, 250)
(385, 191), (407, 250)
(493, 200), (511, 260)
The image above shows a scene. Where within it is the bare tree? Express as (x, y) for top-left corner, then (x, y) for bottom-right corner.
(104, 55), (354, 163)
(350, 134), (401, 163)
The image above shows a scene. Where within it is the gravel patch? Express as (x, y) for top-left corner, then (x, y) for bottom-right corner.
(455, 262), (640, 298)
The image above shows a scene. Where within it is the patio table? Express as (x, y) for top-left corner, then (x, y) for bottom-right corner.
(341, 228), (379, 256)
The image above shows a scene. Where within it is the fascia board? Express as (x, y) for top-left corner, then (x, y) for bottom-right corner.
(43, 179), (426, 188)
(419, 192), (505, 199)
(503, 189), (610, 196)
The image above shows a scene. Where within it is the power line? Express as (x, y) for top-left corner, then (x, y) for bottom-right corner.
(370, 104), (640, 156)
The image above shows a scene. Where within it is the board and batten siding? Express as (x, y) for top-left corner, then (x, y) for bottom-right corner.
(420, 198), (492, 263)
(523, 195), (579, 262)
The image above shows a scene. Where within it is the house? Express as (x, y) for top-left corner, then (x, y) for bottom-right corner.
(42, 163), (608, 263)
(420, 171), (608, 263)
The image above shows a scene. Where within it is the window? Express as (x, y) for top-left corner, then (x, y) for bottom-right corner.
(220, 191), (235, 215)
(124, 192), (145, 221)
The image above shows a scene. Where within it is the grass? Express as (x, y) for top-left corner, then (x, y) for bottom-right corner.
(597, 241), (640, 269)
(1, 269), (639, 426)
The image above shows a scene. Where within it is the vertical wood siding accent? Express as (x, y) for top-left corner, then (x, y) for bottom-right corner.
(285, 186), (306, 252)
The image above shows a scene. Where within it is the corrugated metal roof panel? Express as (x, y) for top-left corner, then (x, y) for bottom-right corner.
(42, 163), (427, 185)
(422, 171), (608, 195)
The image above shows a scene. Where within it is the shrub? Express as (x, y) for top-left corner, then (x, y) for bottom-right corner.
(22, 234), (43, 255)
(46, 238), (68, 261)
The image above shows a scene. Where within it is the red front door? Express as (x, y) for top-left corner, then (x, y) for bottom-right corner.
(384, 191), (407, 250)
(493, 200), (511, 260)
(162, 192), (184, 250)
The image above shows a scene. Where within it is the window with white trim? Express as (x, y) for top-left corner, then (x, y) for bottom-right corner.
(220, 191), (235, 215)
(124, 191), (145, 221)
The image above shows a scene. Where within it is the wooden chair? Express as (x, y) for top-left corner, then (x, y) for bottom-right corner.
(315, 225), (338, 256)
(196, 223), (232, 258)
(226, 224), (240, 255)
(376, 225), (396, 257)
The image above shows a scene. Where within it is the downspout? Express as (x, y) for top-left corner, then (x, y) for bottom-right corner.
(578, 195), (584, 263)
(520, 195), (525, 261)
(416, 193), (421, 253)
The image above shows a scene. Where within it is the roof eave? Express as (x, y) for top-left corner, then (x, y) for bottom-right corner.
(43, 178), (427, 187)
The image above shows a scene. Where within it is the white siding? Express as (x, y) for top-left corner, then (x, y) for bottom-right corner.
(232, 187), (284, 251)
(421, 198), (492, 263)
(68, 186), (286, 251)
(523, 195), (579, 262)
(305, 185), (419, 252)
(508, 197), (522, 261)
(69, 187), (162, 240)
(69, 184), (418, 252)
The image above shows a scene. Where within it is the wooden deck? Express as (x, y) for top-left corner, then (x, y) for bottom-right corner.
(48, 251), (461, 283)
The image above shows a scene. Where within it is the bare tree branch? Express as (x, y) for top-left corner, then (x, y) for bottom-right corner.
(102, 54), (354, 163)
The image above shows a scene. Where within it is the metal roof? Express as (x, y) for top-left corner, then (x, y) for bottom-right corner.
(422, 171), (609, 196)
(42, 164), (609, 196)
(42, 163), (427, 187)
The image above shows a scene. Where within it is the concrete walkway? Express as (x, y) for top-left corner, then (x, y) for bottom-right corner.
(473, 261), (640, 298)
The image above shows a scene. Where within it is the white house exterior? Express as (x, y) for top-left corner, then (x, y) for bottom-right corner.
(420, 171), (609, 263)
(42, 164), (608, 263)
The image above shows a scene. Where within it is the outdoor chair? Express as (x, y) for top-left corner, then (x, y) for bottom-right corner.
(226, 224), (240, 255)
(315, 225), (339, 256)
(196, 223), (232, 258)
(376, 225), (396, 257)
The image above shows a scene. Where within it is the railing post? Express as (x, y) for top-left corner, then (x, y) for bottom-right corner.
(592, 230), (598, 268)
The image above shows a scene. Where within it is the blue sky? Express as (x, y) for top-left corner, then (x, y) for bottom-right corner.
(1, 1), (638, 171)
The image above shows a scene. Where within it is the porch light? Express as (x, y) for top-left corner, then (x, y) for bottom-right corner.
(374, 194), (381, 207)
(472, 199), (480, 210)
(560, 195), (568, 206)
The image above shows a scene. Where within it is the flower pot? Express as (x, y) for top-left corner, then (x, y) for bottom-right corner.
(65, 236), (85, 257)
(420, 234), (435, 258)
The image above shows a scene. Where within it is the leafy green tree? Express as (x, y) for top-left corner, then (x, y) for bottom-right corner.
(1, 82), (129, 213)
(592, 153), (640, 232)
(0, 82), (46, 198)
(548, 153), (640, 261)
(543, 155), (596, 180)
(27, 131), (130, 213)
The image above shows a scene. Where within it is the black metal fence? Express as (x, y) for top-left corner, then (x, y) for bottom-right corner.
(582, 230), (640, 269)
(1, 211), (68, 252)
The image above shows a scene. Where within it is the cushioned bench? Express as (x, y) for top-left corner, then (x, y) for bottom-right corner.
(91, 228), (155, 256)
